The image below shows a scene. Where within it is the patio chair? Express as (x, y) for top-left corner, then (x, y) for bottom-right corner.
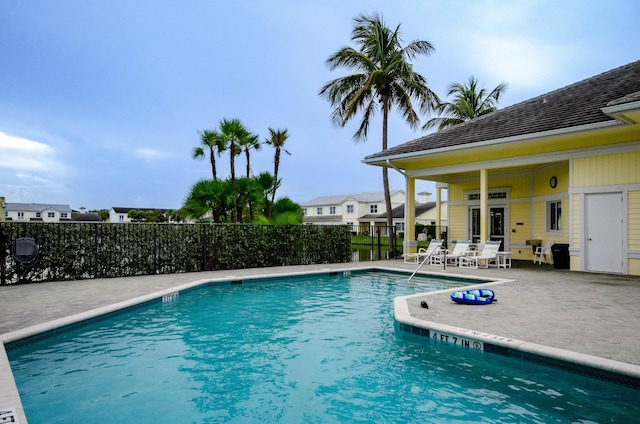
(438, 240), (472, 266)
(459, 241), (501, 269)
(11, 237), (39, 280)
(533, 241), (554, 265)
(403, 239), (444, 264)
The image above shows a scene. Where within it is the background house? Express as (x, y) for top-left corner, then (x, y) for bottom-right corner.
(108, 207), (169, 223)
(302, 191), (405, 228)
(4, 203), (73, 222)
(358, 192), (448, 236)
(302, 190), (447, 236)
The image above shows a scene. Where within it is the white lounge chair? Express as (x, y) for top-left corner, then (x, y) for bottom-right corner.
(533, 241), (554, 264)
(403, 239), (444, 264)
(459, 241), (502, 269)
(429, 240), (471, 265)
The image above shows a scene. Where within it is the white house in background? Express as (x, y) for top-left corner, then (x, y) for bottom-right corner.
(302, 190), (405, 227)
(302, 190), (447, 235)
(358, 192), (448, 235)
(108, 207), (169, 223)
(4, 203), (73, 222)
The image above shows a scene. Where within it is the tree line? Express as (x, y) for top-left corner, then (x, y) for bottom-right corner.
(185, 118), (300, 224)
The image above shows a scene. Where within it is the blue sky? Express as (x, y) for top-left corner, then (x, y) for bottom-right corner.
(1, 0), (639, 210)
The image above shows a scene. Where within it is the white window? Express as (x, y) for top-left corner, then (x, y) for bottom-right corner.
(547, 200), (562, 232)
(317, 207), (323, 215)
(61, 212), (69, 219)
(48, 212), (55, 218)
(303, 208), (307, 216)
(329, 206), (336, 215)
(370, 205), (378, 214)
(346, 204), (354, 214)
(396, 222), (405, 232)
(35, 212), (41, 218)
(18, 212), (24, 220)
(119, 214), (125, 222)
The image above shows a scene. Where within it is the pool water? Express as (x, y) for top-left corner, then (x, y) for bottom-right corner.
(7, 271), (639, 423)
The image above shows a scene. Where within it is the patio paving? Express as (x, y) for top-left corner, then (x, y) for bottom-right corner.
(1, 259), (639, 422)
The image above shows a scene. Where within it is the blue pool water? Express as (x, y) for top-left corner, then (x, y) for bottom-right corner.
(7, 271), (639, 423)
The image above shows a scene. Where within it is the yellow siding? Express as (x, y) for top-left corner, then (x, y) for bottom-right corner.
(629, 190), (640, 251)
(571, 194), (581, 249)
(532, 197), (569, 244)
(448, 205), (467, 241)
(534, 164), (569, 197)
(509, 202), (531, 244)
(533, 200), (545, 239)
(573, 151), (640, 187)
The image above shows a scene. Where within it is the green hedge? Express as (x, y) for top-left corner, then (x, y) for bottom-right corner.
(0, 223), (352, 284)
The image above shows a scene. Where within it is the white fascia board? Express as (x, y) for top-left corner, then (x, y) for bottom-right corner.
(362, 120), (620, 166)
(601, 101), (640, 124)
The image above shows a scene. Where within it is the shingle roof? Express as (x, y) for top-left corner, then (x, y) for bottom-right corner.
(70, 212), (102, 222)
(6, 203), (72, 213)
(302, 190), (403, 206)
(364, 60), (640, 161)
(111, 207), (168, 214)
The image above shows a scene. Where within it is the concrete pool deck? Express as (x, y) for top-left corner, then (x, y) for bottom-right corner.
(1, 260), (640, 422)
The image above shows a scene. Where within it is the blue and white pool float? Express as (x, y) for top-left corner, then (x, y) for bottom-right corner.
(450, 289), (496, 305)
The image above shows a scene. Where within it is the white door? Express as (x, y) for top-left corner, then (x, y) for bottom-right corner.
(586, 192), (623, 273)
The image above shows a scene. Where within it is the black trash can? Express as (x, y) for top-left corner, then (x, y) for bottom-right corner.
(551, 243), (570, 269)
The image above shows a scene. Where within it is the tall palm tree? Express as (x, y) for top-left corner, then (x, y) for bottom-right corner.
(319, 13), (438, 236)
(265, 128), (290, 218)
(192, 129), (226, 180)
(239, 133), (261, 178)
(219, 118), (249, 189)
(423, 76), (507, 130)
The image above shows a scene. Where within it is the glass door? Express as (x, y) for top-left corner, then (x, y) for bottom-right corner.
(469, 207), (480, 243)
(469, 206), (505, 247)
(489, 207), (505, 250)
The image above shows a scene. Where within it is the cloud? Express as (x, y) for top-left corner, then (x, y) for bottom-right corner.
(135, 148), (165, 160)
(0, 131), (61, 171)
(469, 35), (568, 89)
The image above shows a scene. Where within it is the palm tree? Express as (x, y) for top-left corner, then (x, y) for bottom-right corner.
(265, 128), (290, 218)
(319, 13), (438, 236)
(193, 129), (226, 180)
(423, 76), (507, 130)
(254, 171), (278, 217)
(239, 133), (261, 178)
(219, 118), (249, 189)
(183, 178), (233, 223)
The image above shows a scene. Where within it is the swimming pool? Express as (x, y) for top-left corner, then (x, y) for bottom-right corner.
(6, 271), (639, 422)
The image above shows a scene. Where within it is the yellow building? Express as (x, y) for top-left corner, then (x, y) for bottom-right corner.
(364, 60), (640, 275)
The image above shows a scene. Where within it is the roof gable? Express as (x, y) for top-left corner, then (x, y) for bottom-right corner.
(365, 60), (640, 162)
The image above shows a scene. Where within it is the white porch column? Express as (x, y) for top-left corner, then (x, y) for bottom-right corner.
(480, 169), (488, 243)
(435, 186), (442, 229)
(404, 177), (417, 254)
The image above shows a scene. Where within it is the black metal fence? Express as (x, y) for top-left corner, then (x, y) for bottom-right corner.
(350, 225), (399, 262)
(348, 224), (448, 262)
(0, 222), (352, 284)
